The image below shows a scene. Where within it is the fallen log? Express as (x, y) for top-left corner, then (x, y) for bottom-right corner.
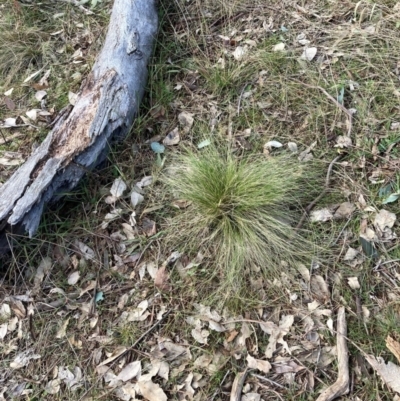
(0, 0), (158, 253)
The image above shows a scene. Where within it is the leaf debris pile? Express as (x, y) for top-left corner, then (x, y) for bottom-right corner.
(2, 0), (400, 400)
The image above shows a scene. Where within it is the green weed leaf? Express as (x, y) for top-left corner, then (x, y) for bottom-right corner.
(382, 193), (400, 204)
(360, 237), (379, 259)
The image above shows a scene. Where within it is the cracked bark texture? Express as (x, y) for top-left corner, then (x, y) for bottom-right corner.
(0, 0), (158, 253)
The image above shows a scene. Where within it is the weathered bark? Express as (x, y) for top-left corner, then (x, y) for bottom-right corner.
(0, 0), (158, 253)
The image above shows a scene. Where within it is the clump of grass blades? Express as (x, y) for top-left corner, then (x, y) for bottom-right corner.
(165, 146), (320, 289)
(0, 24), (50, 83)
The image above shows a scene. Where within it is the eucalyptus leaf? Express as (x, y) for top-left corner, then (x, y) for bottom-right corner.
(379, 183), (392, 198)
(197, 139), (211, 149)
(95, 291), (104, 303)
(382, 193), (400, 204)
(337, 86), (345, 104)
(360, 237), (379, 259)
(150, 142), (165, 154)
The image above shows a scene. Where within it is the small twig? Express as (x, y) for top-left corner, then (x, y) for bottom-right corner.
(132, 240), (154, 270)
(379, 270), (399, 288)
(0, 129), (7, 144)
(237, 83), (248, 115)
(230, 368), (249, 401)
(261, 388), (285, 401)
(222, 318), (274, 325)
(373, 258), (400, 269)
(36, 292), (81, 311)
(58, 0), (94, 15)
(295, 81), (353, 138)
(28, 312), (36, 341)
(251, 373), (286, 389)
(316, 307), (349, 401)
(295, 155), (342, 231)
(0, 131), (23, 145)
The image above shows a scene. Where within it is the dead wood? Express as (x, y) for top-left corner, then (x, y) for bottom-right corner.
(0, 0), (158, 253)
(316, 306), (349, 401)
(230, 368), (249, 401)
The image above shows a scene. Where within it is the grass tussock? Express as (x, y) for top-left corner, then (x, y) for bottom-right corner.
(165, 145), (320, 288)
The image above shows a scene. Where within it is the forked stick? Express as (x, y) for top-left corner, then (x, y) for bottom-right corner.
(316, 307), (349, 401)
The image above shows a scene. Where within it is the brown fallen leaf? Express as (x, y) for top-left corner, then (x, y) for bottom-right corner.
(9, 297), (26, 319)
(310, 275), (331, 302)
(137, 379), (167, 401)
(375, 209), (396, 230)
(178, 111), (194, 134)
(387, 336), (400, 364)
(116, 361), (141, 382)
(3, 96), (15, 111)
(274, 360), (304, 374)
(56, 318), (70, 339)
(172, 199), (191, 209)
(31, 83), (48, 90)
(365, 355), (400, 394)
(33, 257), (52, 293)
(163, 127), (180, 145)
(142, 218), (156, 237)
(334, 202), (355, 219)
(225, 330), (239, 343)
(246, 354), (271, 374)
(97, 346), (127, 367)
(154, 263), (170, 291)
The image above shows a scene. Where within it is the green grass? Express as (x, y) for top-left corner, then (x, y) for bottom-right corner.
(114, 322), (141, 346)
(163, 144), (322, 296)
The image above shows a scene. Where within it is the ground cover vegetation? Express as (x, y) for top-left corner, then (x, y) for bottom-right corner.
(1, 0), (400, 400)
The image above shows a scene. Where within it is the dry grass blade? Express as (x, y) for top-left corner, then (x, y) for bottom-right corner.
(296, 155), (342, 231)
(0, 25), (50, 83)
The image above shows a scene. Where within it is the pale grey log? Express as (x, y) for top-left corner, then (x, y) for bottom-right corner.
(0, 0), (158, 252)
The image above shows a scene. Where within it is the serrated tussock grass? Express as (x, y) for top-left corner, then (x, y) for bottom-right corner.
(165, 146), (321, 292)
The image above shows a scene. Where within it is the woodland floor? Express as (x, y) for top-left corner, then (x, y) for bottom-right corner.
(1, 0), (400, 400)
